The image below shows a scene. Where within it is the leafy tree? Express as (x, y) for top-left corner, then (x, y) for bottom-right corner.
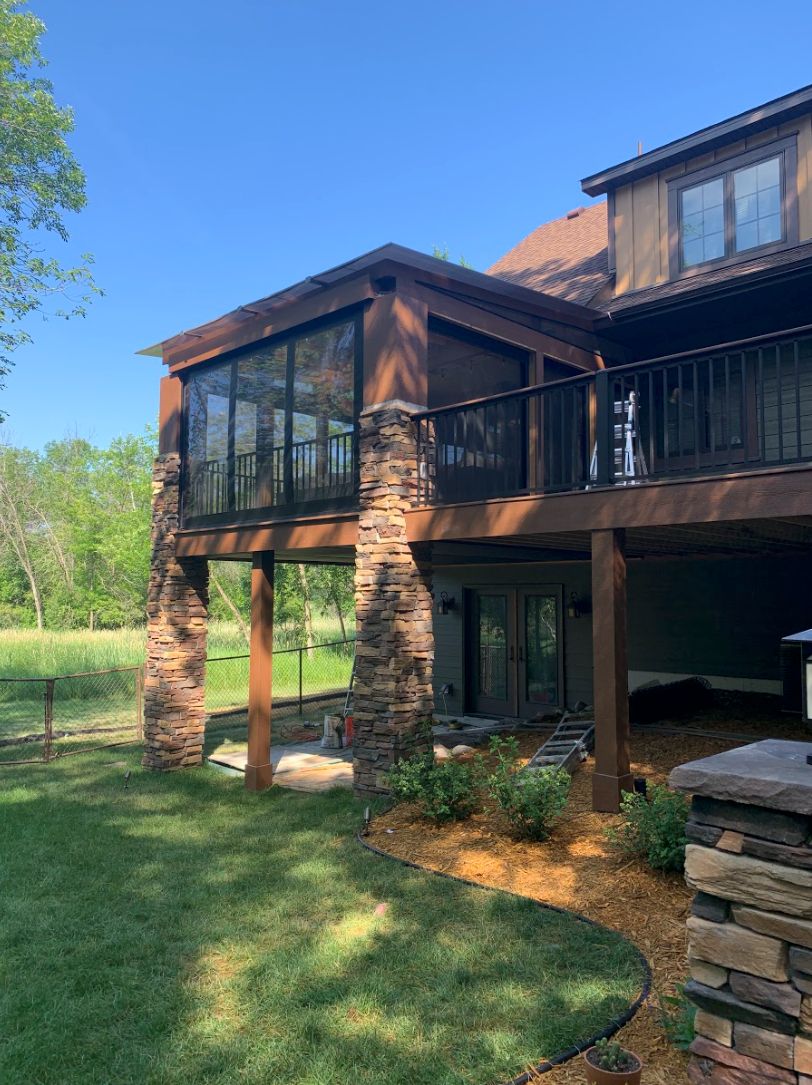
(0, 1), (99, 417)
(432, 244), (473, 269)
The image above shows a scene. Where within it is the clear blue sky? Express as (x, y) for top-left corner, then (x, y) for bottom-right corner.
(4, 0), (812, 448)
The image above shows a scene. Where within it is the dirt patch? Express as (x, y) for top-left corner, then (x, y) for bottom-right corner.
(368, 704), (809, 1084)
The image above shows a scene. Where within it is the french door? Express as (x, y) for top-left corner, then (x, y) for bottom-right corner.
(468, 587), (562, 717)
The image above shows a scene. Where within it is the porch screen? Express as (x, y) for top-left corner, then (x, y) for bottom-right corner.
(182, 314), (359, 523)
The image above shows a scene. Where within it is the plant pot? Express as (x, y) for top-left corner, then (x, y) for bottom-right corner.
(583, 1047), (642, 1085)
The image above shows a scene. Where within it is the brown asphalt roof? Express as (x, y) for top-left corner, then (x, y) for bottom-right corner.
(487, 201), (612, 307)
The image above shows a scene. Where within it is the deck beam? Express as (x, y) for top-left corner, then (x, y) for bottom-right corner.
(591, 528), (632, 812)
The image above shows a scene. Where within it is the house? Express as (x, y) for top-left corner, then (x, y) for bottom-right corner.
(140, 84), (812, 811)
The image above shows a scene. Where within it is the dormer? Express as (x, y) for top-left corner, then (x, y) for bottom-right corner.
(581, 84), (812, 298)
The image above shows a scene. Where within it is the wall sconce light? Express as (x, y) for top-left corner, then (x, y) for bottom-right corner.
(437, 591), (456, 615)
(566, 593), (582, 620)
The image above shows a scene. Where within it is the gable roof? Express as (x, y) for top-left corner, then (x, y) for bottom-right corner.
(486, 202), (612, 307)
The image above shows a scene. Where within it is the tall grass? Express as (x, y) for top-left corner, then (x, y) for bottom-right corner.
(0, 618), (351, 679)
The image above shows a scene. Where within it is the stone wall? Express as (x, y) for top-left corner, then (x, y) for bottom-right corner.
(671, 742), (812, 1084)
(353, 402), (434, 795)
(143, 453), (209, 771)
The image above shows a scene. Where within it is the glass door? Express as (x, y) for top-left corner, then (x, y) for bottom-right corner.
(470, 590), (517, 716)
(518, 591), (561, 717)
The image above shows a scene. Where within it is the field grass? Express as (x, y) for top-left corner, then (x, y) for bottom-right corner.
(0, 751), (645, 1085)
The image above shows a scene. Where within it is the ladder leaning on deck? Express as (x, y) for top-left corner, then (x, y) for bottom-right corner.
(525, 717), (596, 774)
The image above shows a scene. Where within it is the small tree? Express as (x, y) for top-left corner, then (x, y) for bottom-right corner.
(0, 1), (99, 416)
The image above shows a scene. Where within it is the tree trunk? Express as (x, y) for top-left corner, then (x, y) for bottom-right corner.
(331, 589), (348, 642)
(297, 563), (315, 657)
(210, 566), (250, 647)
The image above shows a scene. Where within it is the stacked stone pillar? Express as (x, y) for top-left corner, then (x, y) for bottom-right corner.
(352, 401), (434, 795)
(671, 741), (812, 1084)
(143, 453), (209, 770)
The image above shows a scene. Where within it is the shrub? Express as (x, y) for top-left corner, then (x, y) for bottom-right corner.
(658, 984), (696, 1050)
(587, 1038), (640, 1073)
(607, 784), (689, 872)
(485, 736), (570, 841)
(387, 750), (479, 823)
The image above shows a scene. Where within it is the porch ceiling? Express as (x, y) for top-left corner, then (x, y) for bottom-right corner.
(452, 517), (812, 560)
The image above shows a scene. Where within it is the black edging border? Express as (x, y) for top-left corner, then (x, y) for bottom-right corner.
(356, 831), (653, 1084)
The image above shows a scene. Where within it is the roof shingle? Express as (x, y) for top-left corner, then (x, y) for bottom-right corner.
(487, 202), (611, 307)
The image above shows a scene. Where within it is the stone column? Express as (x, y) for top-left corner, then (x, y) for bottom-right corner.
(353, 401), (434, 795)
(143, 453), (209, 770)
(670, 740), (812, 1084)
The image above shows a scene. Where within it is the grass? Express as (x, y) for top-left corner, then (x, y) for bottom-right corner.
(0, 751), (645, 1085)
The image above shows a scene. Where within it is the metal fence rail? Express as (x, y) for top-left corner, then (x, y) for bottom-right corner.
(0, 638), (355, 765)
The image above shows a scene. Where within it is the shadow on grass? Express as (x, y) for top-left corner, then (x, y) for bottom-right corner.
(0, 752), (645, 1085)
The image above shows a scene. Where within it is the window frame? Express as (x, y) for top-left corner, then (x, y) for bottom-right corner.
(179, 307), (364, 528)
(668, 136), (798, 279)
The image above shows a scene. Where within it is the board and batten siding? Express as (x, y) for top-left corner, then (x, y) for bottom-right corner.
(431, 555), (810, 714)
(612, 115), (812, 295)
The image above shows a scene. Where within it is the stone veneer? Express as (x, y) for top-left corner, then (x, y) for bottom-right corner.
(352, 402), (434, 795)
(670, 741), (812, 1084)
(143, 452), (209, 771)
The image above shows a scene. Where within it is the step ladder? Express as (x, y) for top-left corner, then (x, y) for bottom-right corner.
(525, 717), (595, 774)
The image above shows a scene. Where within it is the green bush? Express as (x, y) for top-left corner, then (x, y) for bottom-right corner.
(485, 736), (570, 841)
(607, 784), (689, 872)
(387, 750), (479, 823)
(588, 1038), (639, 1073)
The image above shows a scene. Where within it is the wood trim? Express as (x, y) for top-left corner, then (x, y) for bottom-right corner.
(158, 375), (182, 454)
(246, 551), (274, 791)
(404, 464), (812, 541)
(606, 190), (616, 272)
(363, 290), (428, 407)
(175, 514), (358, 557)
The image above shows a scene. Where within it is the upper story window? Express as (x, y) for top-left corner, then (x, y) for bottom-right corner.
(182, 313), (360, 526)
(670, 136), (798, 275)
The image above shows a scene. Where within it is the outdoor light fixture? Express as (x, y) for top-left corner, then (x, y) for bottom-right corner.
(805, 658), (812, 724)
(436, 591), (456, 615)
(567, 593), (582, 620)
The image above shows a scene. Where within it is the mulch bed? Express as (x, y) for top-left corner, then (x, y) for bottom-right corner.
(367, 701), (810, 1084)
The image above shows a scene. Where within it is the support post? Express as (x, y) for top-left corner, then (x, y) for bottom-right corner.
(591, 527), (632, 812)
(246, 550), (274, 792)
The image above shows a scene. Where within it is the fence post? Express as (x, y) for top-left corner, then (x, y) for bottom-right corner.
(298, 647), (303, 716)
(43, 679), (55, 763)
(135, 666), (145, 741)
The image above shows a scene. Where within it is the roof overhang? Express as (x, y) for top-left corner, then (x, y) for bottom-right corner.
(138, 242), (600, 365)
(581, 84), (812, 197)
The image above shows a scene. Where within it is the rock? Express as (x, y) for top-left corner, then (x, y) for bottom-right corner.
(695, 1009), (733, 1044)
(692, 892), (730, 923)
(450, 744), (476, 757)
(733, 1022), (794, 1069)
(689, 1036), (797, 1082)
(669, 740), (812, 817)
(801, 995), (812, 1034)
(798, 1035), (812, 1074)
(717, 830), (745, 853)
(733, 906), (812, 950)
(689, 795), (810, 846)
(684, 980), (796, 1034)
(685, 844), (812, 919)
(729, 972), (801, 1016)
(793, 972), (812, 995)
(687, 821), (724, 847)
(690, 956), (729, 988)
(687, 916), (789, 982)
(433, 745), (451, 761)
(740, 836), (812, 871)
(793, 947), (812, 974)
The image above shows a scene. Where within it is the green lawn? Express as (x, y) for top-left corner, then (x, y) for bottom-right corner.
(0, 751), (645, 1085)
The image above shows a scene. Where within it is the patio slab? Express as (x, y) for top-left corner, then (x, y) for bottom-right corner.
(208, 741), (353, 792)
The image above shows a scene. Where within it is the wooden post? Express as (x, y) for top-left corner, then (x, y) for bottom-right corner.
(246, 551), (274, 791)
(591, 528), (632, 812)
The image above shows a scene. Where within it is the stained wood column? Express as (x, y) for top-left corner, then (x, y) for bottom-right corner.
(591, 528), (632, 812)
(245, 550), (274, 791)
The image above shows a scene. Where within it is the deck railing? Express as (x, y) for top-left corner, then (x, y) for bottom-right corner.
(415, 327), (812, 506)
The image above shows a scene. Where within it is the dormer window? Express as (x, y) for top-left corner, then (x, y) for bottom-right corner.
(669, 136), (798, 275)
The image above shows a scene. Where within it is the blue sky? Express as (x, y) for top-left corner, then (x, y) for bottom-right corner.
(4, 0), (812, 448)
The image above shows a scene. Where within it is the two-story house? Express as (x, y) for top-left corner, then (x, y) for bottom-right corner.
(141, 84), (812, 811)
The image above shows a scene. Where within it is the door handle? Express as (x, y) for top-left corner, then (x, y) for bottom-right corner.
(509, 646), (515, 662)
(518, 647), (525, 663)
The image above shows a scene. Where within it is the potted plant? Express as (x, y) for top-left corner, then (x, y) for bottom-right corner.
(584, 1038), (642, 1084)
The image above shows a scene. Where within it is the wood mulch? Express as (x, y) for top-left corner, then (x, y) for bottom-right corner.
(367, 702), (810, 1084)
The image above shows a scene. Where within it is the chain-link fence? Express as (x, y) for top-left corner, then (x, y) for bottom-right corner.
(0, 639), (354, 765)
(0, 666), (144, 764)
